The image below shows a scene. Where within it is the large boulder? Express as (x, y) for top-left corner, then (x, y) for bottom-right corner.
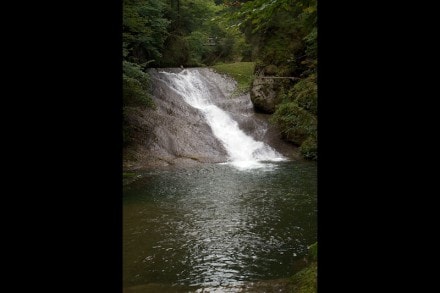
(250, 77), (279, 113)
(250, 65), (286, 113)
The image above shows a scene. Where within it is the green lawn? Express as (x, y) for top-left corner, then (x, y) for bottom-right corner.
(211, 62), (255, 95)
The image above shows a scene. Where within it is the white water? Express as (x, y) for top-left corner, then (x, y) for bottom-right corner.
(160, 69), (285, 170)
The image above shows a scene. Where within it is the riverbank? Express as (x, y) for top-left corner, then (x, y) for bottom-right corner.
(289, 242), (318, 293)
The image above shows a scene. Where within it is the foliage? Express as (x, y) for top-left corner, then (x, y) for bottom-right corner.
(271, 102), (316, 145)
(123, 0), (170, 64)
(122, 61), (155, 146)
(304, 26), (317, 59)
(224, 0), (316, 70)
(123, 61), (155, 108)
(123, 0), (252, 67)
(272, 85), (317, 160)
(272, 75), (317, 160)
(186, 31), (212, 66)
(211, 62), (255, 94)
(300, 135), (317, 160)
(160, 35), (191, 67)
(289, 75), (317, 115)
(159, 0), (245, 66)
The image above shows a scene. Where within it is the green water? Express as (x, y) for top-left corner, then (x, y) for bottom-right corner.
(123, 161), (317, 291)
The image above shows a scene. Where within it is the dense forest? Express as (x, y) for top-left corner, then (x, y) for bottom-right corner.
(123, 0), (317, 159)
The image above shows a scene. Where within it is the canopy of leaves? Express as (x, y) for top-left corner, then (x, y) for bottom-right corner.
(123, 61), (155, 108)
(160, 0), (247, 66)
(123, 0), (170, 64)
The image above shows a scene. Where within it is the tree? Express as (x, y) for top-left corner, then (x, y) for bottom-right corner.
(123, 0), (170, 65)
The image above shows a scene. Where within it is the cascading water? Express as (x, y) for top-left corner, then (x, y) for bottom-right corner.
(159, 69), (285, 170)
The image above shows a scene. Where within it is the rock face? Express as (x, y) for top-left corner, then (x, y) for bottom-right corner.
(123, 68), (299, 170)
(124, 68), (230, 170)
(250, 77), (279, 114)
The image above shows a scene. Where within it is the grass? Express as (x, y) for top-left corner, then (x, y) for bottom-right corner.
(211, 62), (255, 95)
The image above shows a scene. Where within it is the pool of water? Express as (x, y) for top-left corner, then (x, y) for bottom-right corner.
(123, 161), (317, 292)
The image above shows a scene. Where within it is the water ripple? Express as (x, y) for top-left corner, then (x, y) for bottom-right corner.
(123, 161), (317, 290)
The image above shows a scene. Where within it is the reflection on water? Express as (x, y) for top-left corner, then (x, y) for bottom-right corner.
(123, 161), (317, 291)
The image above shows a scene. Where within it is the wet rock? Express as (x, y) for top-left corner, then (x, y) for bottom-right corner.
(123, 68), (299, 170)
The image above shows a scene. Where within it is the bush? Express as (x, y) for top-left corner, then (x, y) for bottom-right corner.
(122, 61), (155, 108)
(122, 62), (155, 146)
(293, 75), (317, 115)
(186, 31), (212, 66)
(271, 102), (316, 146)
(300, 135), (317, 160)
(270, 74), (317, 160)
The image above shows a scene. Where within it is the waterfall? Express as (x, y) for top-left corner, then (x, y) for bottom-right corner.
(158, 69), (286, 170)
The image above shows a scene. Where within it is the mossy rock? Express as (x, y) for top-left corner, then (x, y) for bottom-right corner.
(290, 261), (317, 293)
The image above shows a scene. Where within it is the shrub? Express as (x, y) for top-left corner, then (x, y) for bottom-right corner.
(271, 102), (316, 146)
(122, 61), (155, 108)
(293, 75), (317, 115)
(300, 135), (317, 160)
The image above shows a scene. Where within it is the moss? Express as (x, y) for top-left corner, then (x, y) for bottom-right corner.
(269, 74), (317, 160)
(123, 172), (136, 178)
(211, 62), (256, 95)
(290, 261), (317, 293)
(308, 242), (318, 261)
(289, 242), (318, 293)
